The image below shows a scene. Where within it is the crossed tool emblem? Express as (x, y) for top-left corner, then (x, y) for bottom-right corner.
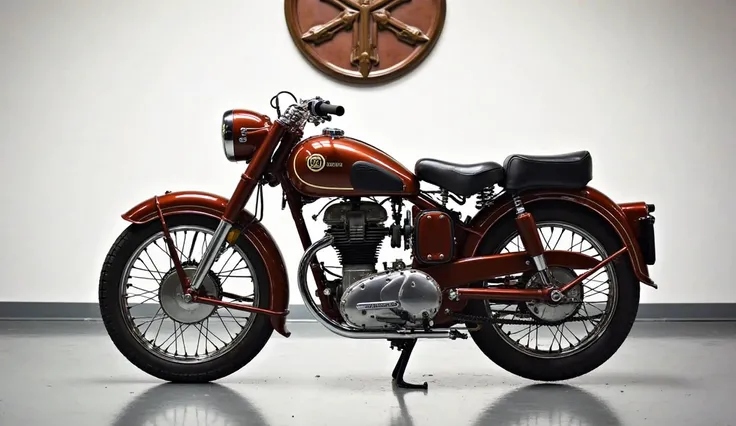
(301, 0), (430, 78)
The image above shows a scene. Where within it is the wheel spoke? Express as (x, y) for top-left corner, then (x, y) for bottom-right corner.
(141, 250), (164, 279)
(128, 275), (160, 281)
(583, 283), (610, 298)
(188, 231), (199, 261)
(195, 321), (219, 354)
(216, 250), (238, 275)
(218, 306), (246, 328)
(219, 259), (245, 285)
(133, 260), (161, 282)
(487, 221), (617, 359)
(119, 223), (259, 363)
(152, 315), (166, 345)
(540, 228), (553, 250)
(563, 322), (581, 344)
(152, 240), (171, 268)
(551, 228), (565, 251)
(138, 308), (165, 334)
(127, 283), (154, 293)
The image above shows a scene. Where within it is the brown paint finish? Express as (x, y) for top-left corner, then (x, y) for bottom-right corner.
(121, 190), (292, 337)
(419, 250), (601, 290)
(463, 187), (655, 287)
(123, 191), (232, 224)
(223, 121), (287, 223)
(422, 249), (602, 325)
(284, 0), (446, 84)
(619, 202), (649, 237)
(222, 109), (272, 163)
(451, 247), (627, 304)
(558, 247), (628, 293)
(515, 213), (544, 257)
(414, 210), (454, 263)
(287, 135), (419, 197)
(280, 178), (343, 321)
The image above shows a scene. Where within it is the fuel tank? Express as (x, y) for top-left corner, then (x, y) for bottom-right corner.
(287, 130), (419, 198)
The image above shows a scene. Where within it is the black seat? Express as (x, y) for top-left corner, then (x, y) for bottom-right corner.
(502, 151), (592, 192)
(414, 159), (505, 197)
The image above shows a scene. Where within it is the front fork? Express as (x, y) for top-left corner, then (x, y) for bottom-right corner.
(187, 220), (232, 293)
(154, 195), (234, 295)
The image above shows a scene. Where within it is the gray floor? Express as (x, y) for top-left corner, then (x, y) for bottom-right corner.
(0, 321), (734, 426)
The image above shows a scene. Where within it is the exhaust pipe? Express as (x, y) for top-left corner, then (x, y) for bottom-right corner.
(297, 234), (454, 340)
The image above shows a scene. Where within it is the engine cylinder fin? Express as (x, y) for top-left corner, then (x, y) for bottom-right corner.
(327, 224), (387, 265)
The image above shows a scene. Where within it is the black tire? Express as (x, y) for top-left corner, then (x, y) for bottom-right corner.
(98, 213), (274, 383)
(465, 201), (640, 382)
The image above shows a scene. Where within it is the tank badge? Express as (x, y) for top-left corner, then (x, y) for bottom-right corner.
(306, 153), (343, 172)
(307, 153), (326, 172)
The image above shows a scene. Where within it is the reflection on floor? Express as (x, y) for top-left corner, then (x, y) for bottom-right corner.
(0, 321), (734, 426)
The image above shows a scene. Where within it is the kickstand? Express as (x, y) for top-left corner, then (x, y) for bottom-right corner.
(389, 339), (428, 390)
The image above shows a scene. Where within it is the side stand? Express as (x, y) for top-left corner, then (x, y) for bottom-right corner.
(389, 339), (428, 390)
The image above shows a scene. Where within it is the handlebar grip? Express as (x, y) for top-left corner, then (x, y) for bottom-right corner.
(312, 101), (345, 117)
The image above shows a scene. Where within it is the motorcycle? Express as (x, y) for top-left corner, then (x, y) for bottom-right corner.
(98, 91), (657, 388)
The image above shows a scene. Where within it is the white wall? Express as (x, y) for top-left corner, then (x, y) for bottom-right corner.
(1, 0), (734, 304)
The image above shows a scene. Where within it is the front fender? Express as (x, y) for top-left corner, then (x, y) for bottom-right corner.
(122, 190), (291, 337)
(463, 186), (656, 288)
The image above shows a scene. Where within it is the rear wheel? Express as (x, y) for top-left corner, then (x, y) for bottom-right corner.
(99, 214), (274, 382)
(465, 201), (640, 381)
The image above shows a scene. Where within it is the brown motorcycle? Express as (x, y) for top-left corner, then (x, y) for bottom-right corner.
(98, 91), (657, 388)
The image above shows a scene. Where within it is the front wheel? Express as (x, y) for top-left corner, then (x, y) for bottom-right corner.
(465, 201), (640, 381)
(98, 214), (274, 382)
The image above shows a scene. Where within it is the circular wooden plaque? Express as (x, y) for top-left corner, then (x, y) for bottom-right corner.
(284, 0), (446, 85)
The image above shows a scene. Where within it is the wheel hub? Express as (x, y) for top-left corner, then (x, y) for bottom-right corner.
(526, 267), (582, 323)
(159, 263), (221, 324)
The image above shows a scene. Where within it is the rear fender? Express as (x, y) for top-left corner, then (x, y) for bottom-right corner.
(122, 190), (291, 337)
(463, 186), (656, 288)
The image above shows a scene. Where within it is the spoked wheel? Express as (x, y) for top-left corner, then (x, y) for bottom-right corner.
(465, 202), (640, 381)
(99, 214), (274, 382)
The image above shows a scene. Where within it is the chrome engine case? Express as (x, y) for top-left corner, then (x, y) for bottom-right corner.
(339, 269), (442, 330)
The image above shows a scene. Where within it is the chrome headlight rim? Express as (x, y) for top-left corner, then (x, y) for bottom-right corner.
(221, 110), (235, 161)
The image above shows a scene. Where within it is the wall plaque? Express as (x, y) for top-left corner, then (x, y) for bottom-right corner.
(285, 0), (446, 85)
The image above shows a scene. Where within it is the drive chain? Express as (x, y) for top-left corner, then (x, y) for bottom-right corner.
(451, 300), (606, 326)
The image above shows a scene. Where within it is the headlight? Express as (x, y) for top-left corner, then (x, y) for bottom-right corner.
(221, 110), (236, 160)
(220, 109), (272, 163)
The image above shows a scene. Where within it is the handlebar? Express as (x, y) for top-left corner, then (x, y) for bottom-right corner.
(308, 100), (345, 117)
(274, 93), (345, 130)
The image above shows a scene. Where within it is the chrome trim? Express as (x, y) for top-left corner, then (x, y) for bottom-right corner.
(189, 220), (232, 291)
(322, 127), (345, 138)
(221, 110), (236, 161)
(532, 254), (547, 271)
(513, 196), (525, 214)
(223, 138), (235, 160)
(297, 234), (453, 340)
(355, 300), (400, 310)
(532, 254), (554, 286)
(448, 289), (459, 301)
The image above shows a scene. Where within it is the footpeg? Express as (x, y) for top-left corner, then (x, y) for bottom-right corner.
(449, 329), (468, 340)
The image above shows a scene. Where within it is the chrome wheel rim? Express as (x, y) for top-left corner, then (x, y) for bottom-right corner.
(486, 221), (618, 359)
(119, 224), (259, 364)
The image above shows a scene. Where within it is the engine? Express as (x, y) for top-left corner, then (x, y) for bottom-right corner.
(323, 200), (388, 289)
(323, 200), (443, 330)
